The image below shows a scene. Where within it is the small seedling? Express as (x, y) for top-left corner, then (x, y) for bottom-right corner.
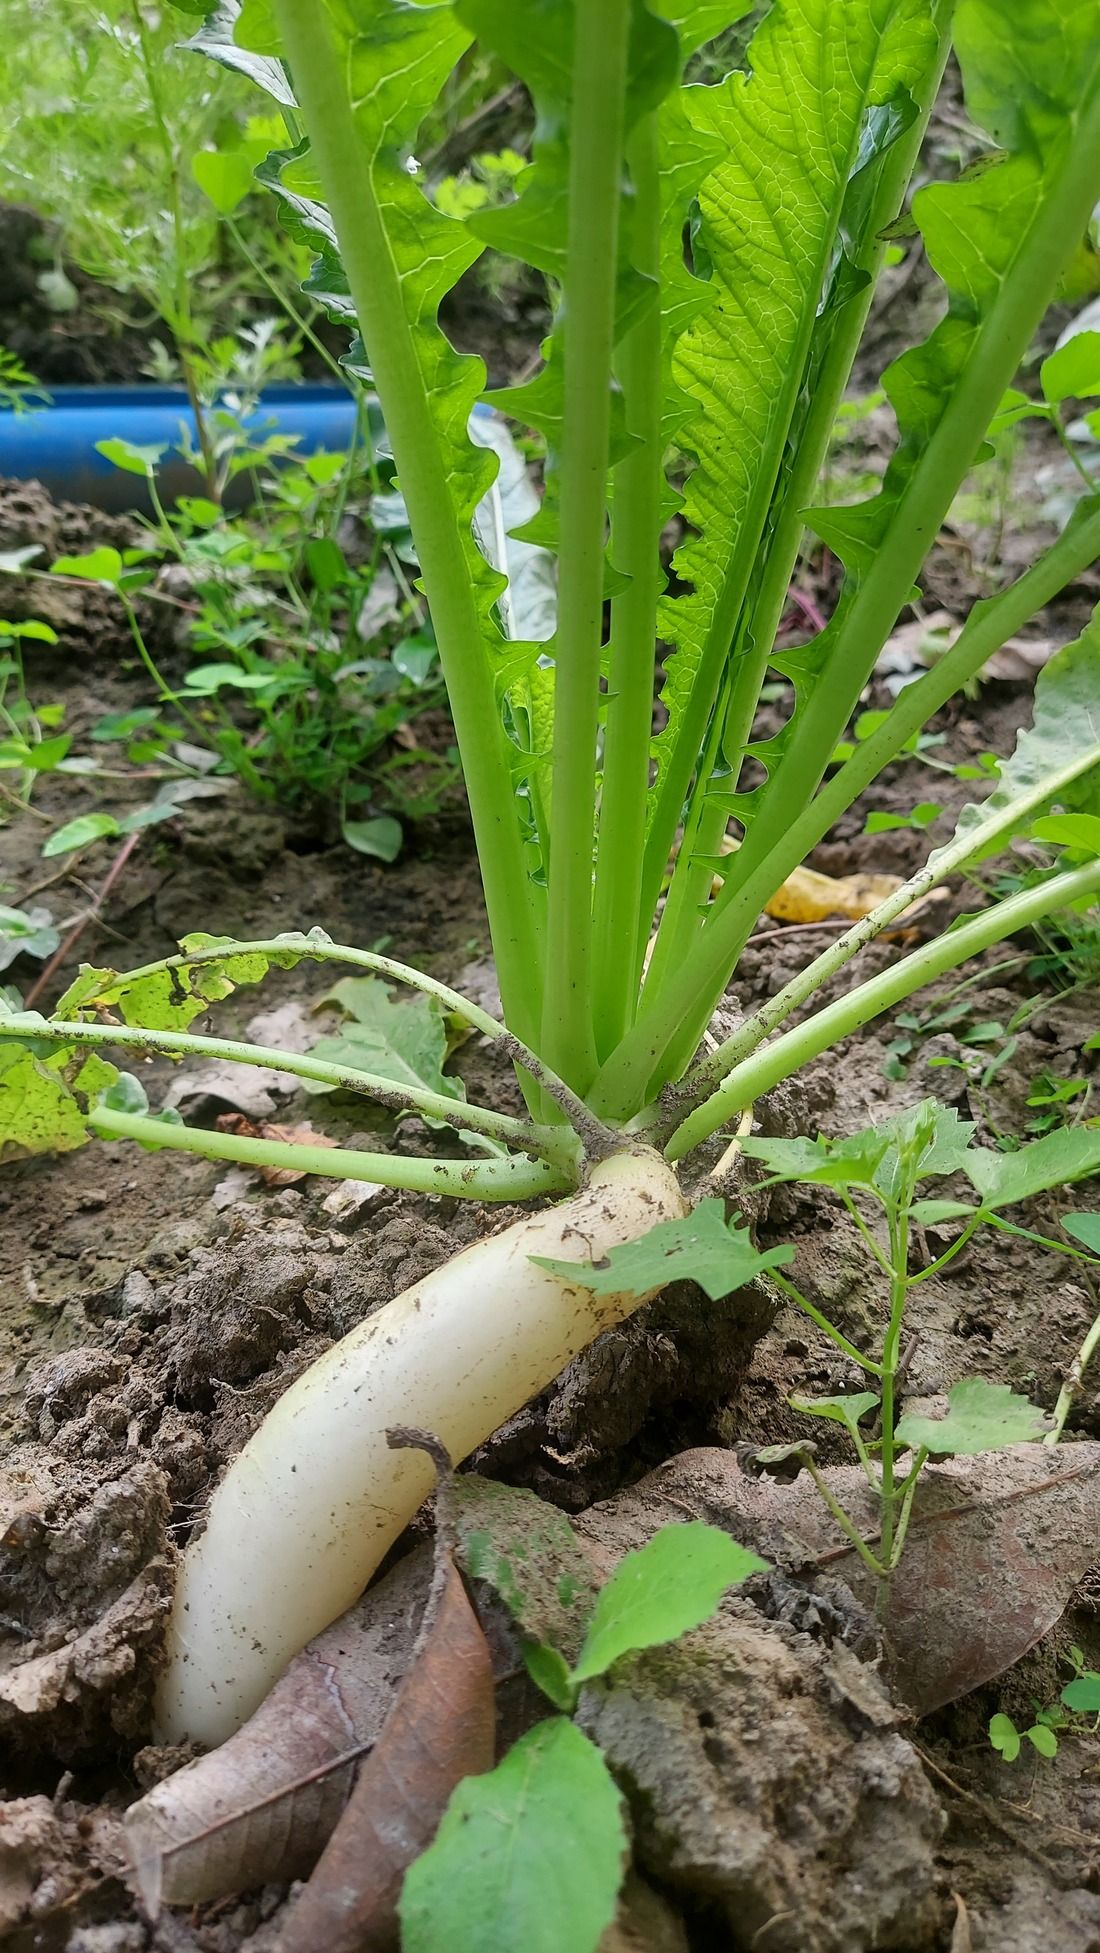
(402, 1500), (766, 1953)
(989, 1647), (1100, 1764)
(725, 1106), (1100, 1580)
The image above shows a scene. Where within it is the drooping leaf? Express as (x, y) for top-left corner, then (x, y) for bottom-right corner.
(1064, 1213), (1100, 1257)
(963, 1126), (1100, 1210)
(399, 1719), (627, 1953)
(569, 1523), (766, 1685)
(0, 904), (60, 970)
(929, 610), (1100, 870)
(532, 1197), (793, 1301)
(42, 812), (120, 858)
(790, 1391), (881, 1444)
(895, 1377), (1050, 1457)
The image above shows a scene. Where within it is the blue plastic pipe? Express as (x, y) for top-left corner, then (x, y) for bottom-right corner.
(0, 384), (362, 513)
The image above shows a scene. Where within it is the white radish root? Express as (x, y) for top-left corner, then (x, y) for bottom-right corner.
(158, 1147), (686, 1744)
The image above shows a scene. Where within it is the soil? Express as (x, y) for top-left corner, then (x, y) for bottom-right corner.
(2, 201), (1100, 1953)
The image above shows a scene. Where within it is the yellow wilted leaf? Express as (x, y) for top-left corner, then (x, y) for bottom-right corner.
(763, 864), (904, 923)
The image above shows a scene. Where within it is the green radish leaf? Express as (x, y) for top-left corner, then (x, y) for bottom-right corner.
(462, 0), (684, 799)
(790, 1391), (881, 1442)
(1025, 1723), (1059, 1759)
(94, 437), (166, 476)
(43, 813), (120, 857)
(302, 976), (488, 1145)
(895, 1377), (1050, 1456)
(235, 0), (518, 713)
(532, 1197), (793, 1301)
(963, 1126), (1100, 1209)
(183, 0), (295, 106)
(722, 0), (1100, 906)
(569, 1523), (767, 1685)
(1041, 330), (1100, 405)
(929, 611), (1100, 870)
(1063, 1213), (1100, 1256)
(988, 1713), (1021, 1762)
(1061, 1673), (1100, 1713)
(653, 0), (934, 837)
(0, 1041), (118, 1156)
(400, 1719), (627, 1953)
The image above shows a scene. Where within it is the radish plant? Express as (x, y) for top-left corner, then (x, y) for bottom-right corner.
(3, 0), (1100, 1742)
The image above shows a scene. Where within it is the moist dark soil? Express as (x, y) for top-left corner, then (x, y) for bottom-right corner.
(1, 443), (1098, 1953)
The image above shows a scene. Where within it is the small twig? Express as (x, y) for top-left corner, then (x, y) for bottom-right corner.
(16, 860), (82, 905)
(894, 1332), (920, 1393)
(747, 917), (856, 947)
(811, 1454), (1095, 1567)
(913, 1745), (1063, 1875)
(784, 585), (827, 634)
(24, 831), (141, 1009)
(386, 1426), (456, 1556)
(700, 1104), (754, 1192)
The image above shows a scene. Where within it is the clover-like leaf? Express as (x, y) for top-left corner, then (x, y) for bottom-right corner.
(1061, 1672), (1100, 1714)
(988, 1712), (1021, 1762)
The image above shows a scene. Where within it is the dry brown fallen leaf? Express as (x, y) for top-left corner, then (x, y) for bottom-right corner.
(876, 609), (1057, 686)
(712, 840), (943, 928)
(577, 1444), (1100, 1715)
(124, 1550), (432, 1913)
(214, 1113), (338, 1184)
(275, 1429), (495, 1953)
